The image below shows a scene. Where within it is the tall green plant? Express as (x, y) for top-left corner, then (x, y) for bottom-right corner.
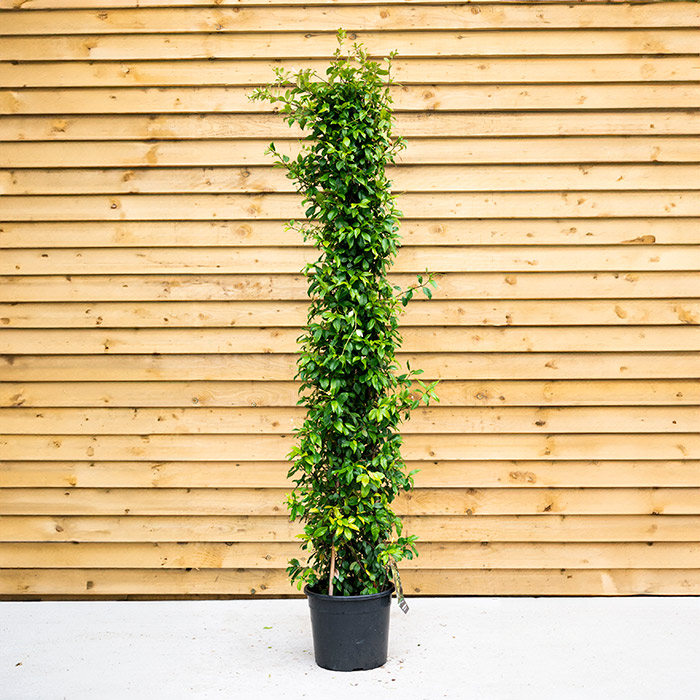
(251, 34), (438, 596)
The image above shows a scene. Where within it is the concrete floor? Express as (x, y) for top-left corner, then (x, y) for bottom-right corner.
(1, 597), (698, 700)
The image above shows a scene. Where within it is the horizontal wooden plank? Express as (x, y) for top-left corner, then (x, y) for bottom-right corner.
(3, 326), (699, 355)
(3, 350), (699, 385)
(0, 434), (697, 462)
(6, 246), (699, 275)
(2, 406), (697, 436)
(2, 326), (699, 355)
(2, 514), (697, 544)
(3, 5), (698, 35)
(2, 58), (698, 89)
(0, 566), (293, 596)
(1, 486), (699, 515)
(3, 299), (698, 328)
(405, 568), (700, 595)
(2, 377), (698, 409)
(0, 0), (690, 8)
(3, 30), (698, 62)
(3, 220), (698, 248)
(3, 460), (699, 489)
(2, 541), (698, 570)
(4, 165), (697, 195)
(2, 568), (698, 596)
(2, 138), (695, 166)
(4, 193), (699, 222)
(5, 84), (698, 116)
(5, 113), (699, 141)
(2, 273), (699, 303)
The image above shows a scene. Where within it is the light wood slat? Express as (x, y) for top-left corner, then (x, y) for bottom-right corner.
(2, 541), (698, 570)
(2, 514), (697, 544)
(0, 434), (697, 462)
(0, 381), (301, 408)
(7, 246), (699, 275)
(0, 0), (690, 8)
(3, 377), (698, 407)
(2, 5), (698, 35)
(3, 326), (698, 355)
(404, 515), (700, 543)
(2, 138), (695, 166)
(4, 165), (696, 195)
(0, 0), (587, 6)
(3, 349), (698, 387)
(5, 84), (698, 116)
(1, 568), (698, 596)
(3, 350), (699, 385)
(4, 194), (700, 222)
(2, 406), (697, 435)
(2, 58), (697, 89)
(0, 515), (303, 543)
(3, 31), (698, 61)
(4, 194), (697, 222)
(2, 273), (699, 302)
(3, 460), (699, 489)
(404, 569), (700, 595)
(5, 113), (699, 140)
(17, 4), (700, 32)
(1, 486), (699, 515)
(0, 83), (699, 114)
(0, 567), (293, 596)
(3, 299), (698, 328)
(4, 220), (698, 248)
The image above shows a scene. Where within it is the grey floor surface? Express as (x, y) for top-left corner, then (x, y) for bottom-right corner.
(1, 597), (698, 700)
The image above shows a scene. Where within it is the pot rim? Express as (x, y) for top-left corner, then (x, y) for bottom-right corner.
(304, 583), (395, 601)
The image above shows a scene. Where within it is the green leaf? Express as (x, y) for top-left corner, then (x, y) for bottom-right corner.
(258, 36), (439, 596)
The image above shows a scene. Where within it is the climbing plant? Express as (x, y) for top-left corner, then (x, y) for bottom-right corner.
(250, 33), (438, 596)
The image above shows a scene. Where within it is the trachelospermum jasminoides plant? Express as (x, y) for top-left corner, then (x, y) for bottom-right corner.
(250, 33), (439, 597)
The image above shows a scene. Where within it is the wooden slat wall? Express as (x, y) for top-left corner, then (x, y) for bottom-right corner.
(0, 0), (699, 598)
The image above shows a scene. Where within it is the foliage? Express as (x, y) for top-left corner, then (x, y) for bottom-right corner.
(250, 33), (438, 596)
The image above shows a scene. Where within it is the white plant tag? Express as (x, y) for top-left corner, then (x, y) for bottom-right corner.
(389, 557), (409, 614)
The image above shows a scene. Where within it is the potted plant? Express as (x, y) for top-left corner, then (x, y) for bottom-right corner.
(250, 32), (438, 671)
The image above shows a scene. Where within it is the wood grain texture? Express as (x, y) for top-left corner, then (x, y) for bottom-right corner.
(2, 5), (698, 35)
(2, 220), (698, 248)
(1, 0), (695, 8)
(2, 273), (700, 302)
(3, 193), (699, 221)
(2, 541), (698, 569)
(5, 85), (699, 116)
(5, 165), (698, 195)
(1, 0), (698, 599)
(2, 406), (698, 435)
(4, 112), (699, 138)
(1, 434), (698, 462)
(2, 514), (698, 543)
(3, 377), (699, 404)
(2, 58), (699, 88)
(1, 486), (699, 515)
(2, 460), (699, 488)
(5, 246), (700, 276)
(2, 299), (698, 328)
(1, 568), (698, 596)
(2, 138), (696, 165)
(3, 31), (700, 61)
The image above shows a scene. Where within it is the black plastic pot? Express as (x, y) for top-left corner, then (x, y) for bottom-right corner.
(304, 584), (394, 671)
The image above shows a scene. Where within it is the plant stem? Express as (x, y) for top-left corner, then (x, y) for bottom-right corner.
(329, 545), (336, 596)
